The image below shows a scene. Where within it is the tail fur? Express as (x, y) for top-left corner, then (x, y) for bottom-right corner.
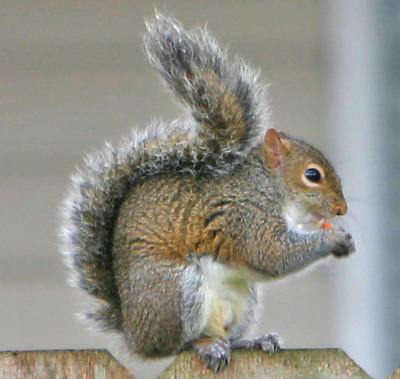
(61, 14), (268, 333)
(144, 13), (267, 152)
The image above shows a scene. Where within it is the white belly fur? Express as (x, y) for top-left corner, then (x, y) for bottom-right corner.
(199, 258), (254, 338)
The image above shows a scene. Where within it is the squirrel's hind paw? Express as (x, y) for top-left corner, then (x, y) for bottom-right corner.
(254, 333), (282, 353)
(231, 332), (282, 353)
(194, 338), (231, 372)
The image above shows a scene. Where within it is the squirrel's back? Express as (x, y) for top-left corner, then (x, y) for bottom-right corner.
(112, 154), (270, 266)
(60, 14), (267, 333)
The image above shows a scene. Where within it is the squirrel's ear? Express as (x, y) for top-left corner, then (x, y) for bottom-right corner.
(263, 128), (291, 170)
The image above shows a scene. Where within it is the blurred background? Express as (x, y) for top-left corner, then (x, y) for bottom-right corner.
(1, 1), (399, 378)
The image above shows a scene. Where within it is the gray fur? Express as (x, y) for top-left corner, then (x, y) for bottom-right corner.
(61, 14), (268, 333)
(60, 13), (354, 365)
(143, 13), (268, 152)
(113, 254), (186, 356)
(180, 263), (206, 343)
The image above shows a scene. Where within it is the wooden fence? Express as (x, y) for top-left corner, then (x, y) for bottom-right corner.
(1, 348), (391, 378)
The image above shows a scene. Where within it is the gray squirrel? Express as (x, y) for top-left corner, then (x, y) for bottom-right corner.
(61, 13), (355, 372)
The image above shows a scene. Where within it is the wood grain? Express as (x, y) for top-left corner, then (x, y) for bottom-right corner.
(159, 349), (372, 379)
(0, 350), (135, 379)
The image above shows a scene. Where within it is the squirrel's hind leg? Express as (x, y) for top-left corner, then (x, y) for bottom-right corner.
(115, 254), (190, 357)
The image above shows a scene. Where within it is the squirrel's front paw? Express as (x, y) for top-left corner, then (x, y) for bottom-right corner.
(194, 338), (231, 372)
(330, 228), (356, 258)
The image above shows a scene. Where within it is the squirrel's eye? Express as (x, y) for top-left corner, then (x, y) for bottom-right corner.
(301, 164), (325, 187)
(304, 168), (321, 183)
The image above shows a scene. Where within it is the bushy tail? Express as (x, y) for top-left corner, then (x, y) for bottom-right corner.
(61, 127), (192, 332)
(61, 14), (268, 333)
(144, 13), (267, 152)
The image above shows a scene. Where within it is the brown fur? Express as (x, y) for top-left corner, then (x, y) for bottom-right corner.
(62, 15), (354, 369)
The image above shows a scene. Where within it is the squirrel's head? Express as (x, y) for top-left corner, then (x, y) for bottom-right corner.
(263, 128), (347, 231)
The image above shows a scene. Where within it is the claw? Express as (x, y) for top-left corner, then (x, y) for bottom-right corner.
(194, 338), (231, 372)
(255, 333), (282, 353)
(231, 332), (282, 353)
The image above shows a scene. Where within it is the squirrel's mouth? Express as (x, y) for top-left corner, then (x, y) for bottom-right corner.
(283, 203), (336, 232)
(295, 214), (335, 232)
(314, 216), (334, 230)
(297, 218), (332, 232)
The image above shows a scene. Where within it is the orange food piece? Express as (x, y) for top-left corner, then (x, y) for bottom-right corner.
(321, 222), (333, 230)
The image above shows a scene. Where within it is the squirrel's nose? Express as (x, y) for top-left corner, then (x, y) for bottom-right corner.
(335, 201), (347, 216)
